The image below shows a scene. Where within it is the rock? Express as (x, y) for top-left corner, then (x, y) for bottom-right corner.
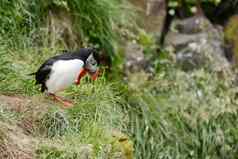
(47, 8), (78, 49)
(164, 16), (230, 71)
(124, 42), (153, 76)
(145, 0), (166, 34)
(129, 0), (166, 36)
(172, 16), (213, 34)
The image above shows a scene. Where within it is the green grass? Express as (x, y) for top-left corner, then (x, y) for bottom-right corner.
(1, 28), (238, 159)
(0, 0), (136, 59)
(1, 1), (238, 159)
(0, 30), (131, 157)
(126, 67), (238, 158)
(0, 74), (130, 158)
(0, 45), (130, 157)
(1, 42), (238, 158)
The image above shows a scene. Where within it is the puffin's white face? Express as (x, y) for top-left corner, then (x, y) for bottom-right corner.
(85, 53), (98, 73)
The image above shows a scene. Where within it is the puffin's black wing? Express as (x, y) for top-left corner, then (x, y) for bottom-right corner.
(35, 64), (52, 92)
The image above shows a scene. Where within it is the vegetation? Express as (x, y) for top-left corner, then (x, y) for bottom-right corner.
(224, 15), (238, 64)
(0, 0), (135, 58)
(127, 66), (238, 158)
(1, 0), (238, 159)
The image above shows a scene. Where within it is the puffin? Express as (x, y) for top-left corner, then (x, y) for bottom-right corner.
(31, 48), (99, 107)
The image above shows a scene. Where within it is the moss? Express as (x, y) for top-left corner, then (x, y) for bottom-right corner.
(224, 15), (238, 64)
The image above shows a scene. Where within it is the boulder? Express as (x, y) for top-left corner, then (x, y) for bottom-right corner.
(47, 8), (78, 49)
(124, 42), (153, 76)
(129, 0), (166, 37)
(164, 16), (230, 71)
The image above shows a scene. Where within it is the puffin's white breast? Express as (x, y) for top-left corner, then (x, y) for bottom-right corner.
(46, 59), (84, 93)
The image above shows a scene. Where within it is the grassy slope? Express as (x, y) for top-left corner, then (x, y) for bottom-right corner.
(1, 1), (238, 159)
(127, 67), (238, 159)
(2, 44), (238, 159)
(0, 46), (130, 158)
(0, 0), (134, 158)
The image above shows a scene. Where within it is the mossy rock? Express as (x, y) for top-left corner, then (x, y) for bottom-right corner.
(224, 15), (238, 64)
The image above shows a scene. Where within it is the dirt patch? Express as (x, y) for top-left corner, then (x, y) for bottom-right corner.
(0, 95), (56, 158)
(0, 95), (51, 135)
(0, 122), (37, 159)
(0, 95), (30, 113)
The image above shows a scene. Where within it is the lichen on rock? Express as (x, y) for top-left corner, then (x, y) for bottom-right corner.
(165, 16), (230, 72)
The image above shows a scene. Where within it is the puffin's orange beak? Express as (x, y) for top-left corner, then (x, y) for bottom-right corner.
(90, 69), (99, 81)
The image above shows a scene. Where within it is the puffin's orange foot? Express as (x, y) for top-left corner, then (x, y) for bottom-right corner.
(49, 93), (74, 108)
(61, 100), (74, 108)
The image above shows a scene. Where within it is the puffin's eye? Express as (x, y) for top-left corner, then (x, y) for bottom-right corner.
(91, 60), (97, 66)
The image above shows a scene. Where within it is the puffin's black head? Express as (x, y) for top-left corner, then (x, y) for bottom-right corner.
(81, 47), (100, 80)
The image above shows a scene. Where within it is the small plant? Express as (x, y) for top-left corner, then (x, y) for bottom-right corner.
(39, 110), (69, 138)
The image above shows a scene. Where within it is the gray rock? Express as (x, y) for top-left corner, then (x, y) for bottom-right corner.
(47, 9), (78, 49)
(165, 16), (230, 71)
(172, 16), (213, 34)
(129, 0), (166, 36)
(124, 42), (153, 75)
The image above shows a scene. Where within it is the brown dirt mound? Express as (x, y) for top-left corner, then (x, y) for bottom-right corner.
(0, 122), (37, 159)
(0, 95), (53, 159)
